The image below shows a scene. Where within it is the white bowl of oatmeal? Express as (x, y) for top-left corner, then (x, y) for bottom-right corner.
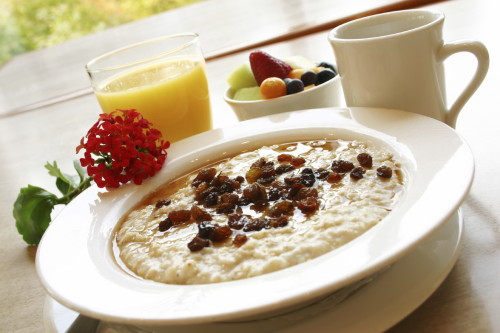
(36, 107), (474, 326)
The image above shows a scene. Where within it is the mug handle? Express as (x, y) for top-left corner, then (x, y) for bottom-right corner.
(439, 40), (489, 128)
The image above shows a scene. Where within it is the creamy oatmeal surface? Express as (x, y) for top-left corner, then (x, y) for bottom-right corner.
(116, 140), (404, 284)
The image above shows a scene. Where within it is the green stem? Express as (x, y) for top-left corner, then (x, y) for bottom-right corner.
(55, 176), (93, 205)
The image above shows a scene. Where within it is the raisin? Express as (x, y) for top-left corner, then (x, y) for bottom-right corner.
(192, 168), (217, 187)
(294, 187), (318, 200)
(250, 201), (268, 212)
(276, 164), (294, 175)
(300, 168), (316, 187)
(287, 182), (305, 199)
(350, 167), (366, 180)
(377, 166), (393, 178)
(250, 158), (268, 168)
(315, 168), (330, 180)
(155, 199), (171, 209)
(232, 234), (248, 247)
(297, 197), (320, 214)
(268, 182), (286, 201)
(237, 196), (251, 207)
(197, 185), (218, 202)
(257, 175), (276, 185)
(194, 182), (208, 201)
(290, 156), (306, 166)
(231, 179), (242, 190)
(168, 210), (191, 225)
(235, 176), (245, 183)
(261, 160), (276, 171)
(220, 193), (239, 204)
(268, 200), (294, 217)
(245, 167), (263, 184)
(209, 173), (229, 187)
(218, 180), (235, 194)
(188, 236), (209, 252)
(245, 159), (276, 185)
(268, 187), (281, 201)
(268, 216), (289, 228)
(247, 159), (275, 181)
(332, 160), (354, 173)
(357, 153), (373, 168)
(326, 172), (344, 184)
(198, 221), (215, 239)
(284, 176), (301, 185)
(242, 183), (267, 202)
(158, 218), (173, 232)
(216, 202), (236, 214)
(277, 154), (293, 163)
(302, 168), (314, 174)
(204, 192), (219, 207)
(228, 214), (251, 230)
(191, 205), (212, 222)
(243, 218), (267, 232)
(210, 224), (232, 242)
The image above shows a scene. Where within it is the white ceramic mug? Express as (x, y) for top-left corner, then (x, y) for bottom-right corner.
(328, 9), (489, 128)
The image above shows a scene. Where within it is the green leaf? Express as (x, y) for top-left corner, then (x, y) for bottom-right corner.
(73, 159), (88, 182)
(45, 161), (64, 179)
(55, 177), (71, 195)
(45, 161), (79, 195)
(13, 161), (94, 245)
(13, 185), (58, 245)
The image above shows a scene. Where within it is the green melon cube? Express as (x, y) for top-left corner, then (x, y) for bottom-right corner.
(233, 86), (262, 101)
(227, 63), (258, 91)
(284, 55), (316, 69)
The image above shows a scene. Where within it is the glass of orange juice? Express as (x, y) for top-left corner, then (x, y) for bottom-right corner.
(85, 33), (212, 143)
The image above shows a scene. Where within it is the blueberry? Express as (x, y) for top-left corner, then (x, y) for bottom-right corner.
(286, 79), (304, 95)
(317, 62), (337, 74)
(300, 70), (317, 86)
(316, 68), (336, 85)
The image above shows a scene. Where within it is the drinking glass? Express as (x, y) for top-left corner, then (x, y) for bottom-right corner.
(86, 33), (212, 142)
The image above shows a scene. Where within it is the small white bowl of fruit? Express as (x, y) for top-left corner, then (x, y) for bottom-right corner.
(224, 50), (343, 121)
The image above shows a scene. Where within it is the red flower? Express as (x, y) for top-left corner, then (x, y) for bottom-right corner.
(76, 109), (170, 188)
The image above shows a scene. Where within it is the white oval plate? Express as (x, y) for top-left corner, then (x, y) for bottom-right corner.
(36, 107), (474, 325)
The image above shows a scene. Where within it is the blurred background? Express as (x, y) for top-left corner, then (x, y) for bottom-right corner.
(0, 0), (202, 66)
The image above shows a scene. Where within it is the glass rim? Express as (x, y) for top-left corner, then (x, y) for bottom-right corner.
(85, 32), (200, 73)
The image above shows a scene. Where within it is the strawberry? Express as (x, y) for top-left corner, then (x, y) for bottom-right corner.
(249, 50), (293, 85)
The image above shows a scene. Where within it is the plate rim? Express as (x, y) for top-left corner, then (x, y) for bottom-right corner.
(36, 107), (474, 324)
(42, 210), (464, 333)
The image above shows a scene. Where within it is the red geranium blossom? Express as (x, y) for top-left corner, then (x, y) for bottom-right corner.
(76, 109), (170, 188)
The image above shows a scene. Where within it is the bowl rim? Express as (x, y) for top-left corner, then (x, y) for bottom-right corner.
(224, 73), (340, 104)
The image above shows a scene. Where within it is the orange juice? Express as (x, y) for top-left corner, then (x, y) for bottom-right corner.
(95, 57), (211, 143)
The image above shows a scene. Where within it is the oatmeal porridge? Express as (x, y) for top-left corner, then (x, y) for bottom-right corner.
(115, 140), (404, 284)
